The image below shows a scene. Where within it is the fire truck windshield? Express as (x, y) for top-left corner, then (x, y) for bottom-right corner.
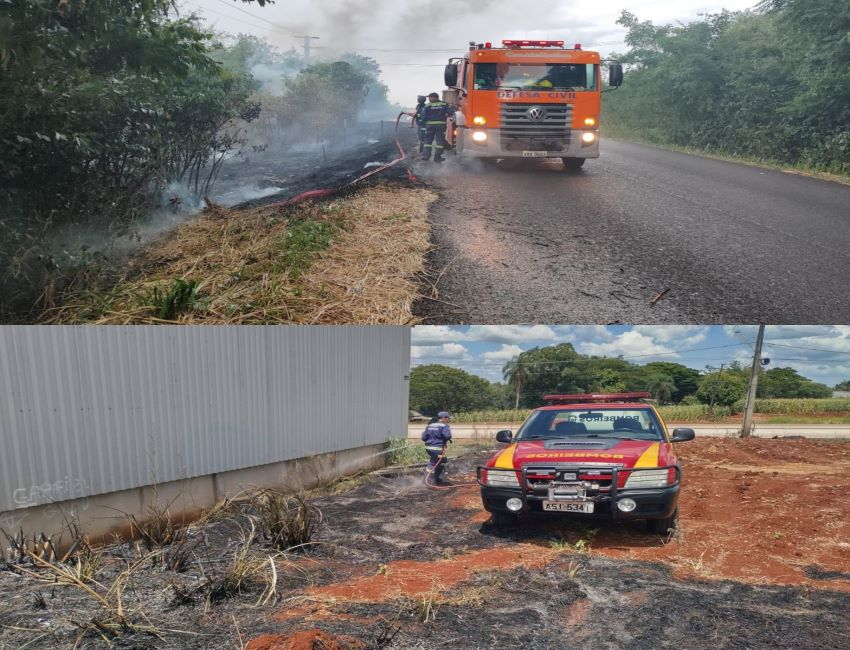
(473, 63), (598, 91)
(516, 408), (663, 440)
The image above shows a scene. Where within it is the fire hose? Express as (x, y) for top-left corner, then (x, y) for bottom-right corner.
(422, 445), (477, 491)
(277, 112), (417, 207)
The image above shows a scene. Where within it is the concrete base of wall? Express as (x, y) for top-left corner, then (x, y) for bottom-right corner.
(0, 443), (387, 546)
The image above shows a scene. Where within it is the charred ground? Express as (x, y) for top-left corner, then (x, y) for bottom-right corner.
(1, 438), (849, 649)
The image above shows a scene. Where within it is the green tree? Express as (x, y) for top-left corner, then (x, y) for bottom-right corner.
(0, 0), (256, 320)
(834, 381), (850, 391)
(640, 362), (701, 402)
(757, 367), (832, 398)
(409, 365), (500, 415)
(695, 372), (748, 407)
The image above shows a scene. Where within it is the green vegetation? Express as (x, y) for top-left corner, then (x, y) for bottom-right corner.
(143, 278), (201, 320)
(603, 1), (850, 176)
(452, 399), (850, 424)
(278, 220), (339, 278)
(412, 341), (839, 419)
(409, 364), (509, 415)
(0, 3), (397, 322)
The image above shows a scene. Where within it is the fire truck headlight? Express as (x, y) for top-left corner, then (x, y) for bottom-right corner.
(483, 469), (519, 487)
(581, 131), (596, 144)
(617, 498), (637, 513)
(472, 130), (488, 143)
(506, 498), (523, 512)
(624, 469), (669, 489)
(472, 116), (487, 126)
(584, 117), (597, 126)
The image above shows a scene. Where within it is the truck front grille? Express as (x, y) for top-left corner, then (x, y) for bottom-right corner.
(500, 103), (572, 151)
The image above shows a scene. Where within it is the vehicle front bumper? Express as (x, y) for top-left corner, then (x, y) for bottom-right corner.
(456, 127), (600, 159)
(477, 465), (680, 521)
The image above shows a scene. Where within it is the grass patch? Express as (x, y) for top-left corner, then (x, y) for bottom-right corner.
(278, 219), (339, 278)
(385, 437), (430, 465)
(601, 126), (850, 186)
(44, 185), (436, 324)
(251, 491), (323, 551)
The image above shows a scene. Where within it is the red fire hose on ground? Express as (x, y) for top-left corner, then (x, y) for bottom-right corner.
(423, 446), (477, 491)
(277, 112), (417, 207)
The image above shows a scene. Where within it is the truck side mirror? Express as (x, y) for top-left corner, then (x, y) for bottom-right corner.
(495, 430), (513, 444)
(670, 428), (695, 442)
(609, 63), (624, 87)
(444, 63), (459, 87)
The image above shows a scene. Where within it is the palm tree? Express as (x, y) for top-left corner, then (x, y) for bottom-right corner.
(503, 359), (528, 410)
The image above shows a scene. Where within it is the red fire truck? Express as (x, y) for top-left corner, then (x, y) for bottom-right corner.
(443, 40), (623, 170)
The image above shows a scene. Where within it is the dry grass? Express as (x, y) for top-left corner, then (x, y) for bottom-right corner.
(46, 184), (435, 324)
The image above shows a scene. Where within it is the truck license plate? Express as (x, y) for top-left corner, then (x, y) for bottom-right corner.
(522, 151), (548, 158)
(543, 501), (594, 513)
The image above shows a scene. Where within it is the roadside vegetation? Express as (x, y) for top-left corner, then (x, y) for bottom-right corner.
(452, 399), (850, 424)
(0, 2), (399, 323)
(410, 342), (843, 420)
(45, 186), (435, 324)
(603, 0), (850, 178)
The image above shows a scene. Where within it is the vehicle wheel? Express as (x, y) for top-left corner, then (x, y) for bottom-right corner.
(490, 511), (518, 527)
(647, 508), (678, 535)
(561, 157), (585, 171)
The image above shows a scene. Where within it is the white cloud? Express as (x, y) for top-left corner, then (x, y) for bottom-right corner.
(578, 331), (676, 359)
(411, 343), (471, 363)
(465, 325), (560, 344)
(481, 344), (523, 364)
(631, 325), (708, 347)
(410, 325), (463, 346)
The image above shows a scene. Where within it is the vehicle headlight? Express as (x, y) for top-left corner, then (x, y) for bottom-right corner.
(472, 130), (488, 143)
(473, 116), (487, 126)
(584, 117), (596, 126)
(483, 469), (519, 487)
(581, 131), (596, 144)
(624, 469), (670, 489)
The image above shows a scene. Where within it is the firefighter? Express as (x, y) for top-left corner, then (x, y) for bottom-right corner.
(413, 95), (428, 155)
(421, 92), (454, 163)
(421, 411), (453, 485)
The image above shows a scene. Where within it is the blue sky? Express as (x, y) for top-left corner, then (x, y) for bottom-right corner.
(411, 326), (850, 387)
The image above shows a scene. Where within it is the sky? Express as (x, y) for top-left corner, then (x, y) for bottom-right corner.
(410, 326), (850, 388)
(180, 0), (760, 104)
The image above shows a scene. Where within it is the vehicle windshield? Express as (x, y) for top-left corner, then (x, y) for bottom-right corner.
(473, 63), (598, 91)
(516, 408), (663, 441)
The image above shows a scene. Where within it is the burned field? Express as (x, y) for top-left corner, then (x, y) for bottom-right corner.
(2, 438), (850, 649)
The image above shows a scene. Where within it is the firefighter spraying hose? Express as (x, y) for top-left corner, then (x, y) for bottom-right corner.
(422, 411), (455, 488)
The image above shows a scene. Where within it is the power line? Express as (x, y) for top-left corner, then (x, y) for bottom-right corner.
(183, 1), (271, 30)
(764, 342), (850, 356)
(211, 0), (300, 35)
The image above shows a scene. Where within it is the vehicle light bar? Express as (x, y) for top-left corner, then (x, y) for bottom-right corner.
(543, 392), (653, 404)
(502, 39), (565, 48)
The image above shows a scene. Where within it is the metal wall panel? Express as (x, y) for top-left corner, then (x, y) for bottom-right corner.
(0, 326), (410, 512)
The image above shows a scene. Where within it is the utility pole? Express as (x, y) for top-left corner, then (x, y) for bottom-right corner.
(741, 324), (766, 438)
(295, 35), (320, 62)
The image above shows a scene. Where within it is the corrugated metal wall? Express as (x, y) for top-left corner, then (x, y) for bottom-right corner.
(0, 326), (410, 512)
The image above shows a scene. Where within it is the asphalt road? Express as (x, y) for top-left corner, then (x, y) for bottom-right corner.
(414, 139), (850, 324)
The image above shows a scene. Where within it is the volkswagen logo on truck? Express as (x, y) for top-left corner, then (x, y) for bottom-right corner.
(526, 106), (548, 122)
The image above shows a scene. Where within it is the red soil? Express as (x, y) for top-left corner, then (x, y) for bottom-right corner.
(246, 629), (364, 650)
(308, 544), (554, 602)
(587, 438), (850, 590)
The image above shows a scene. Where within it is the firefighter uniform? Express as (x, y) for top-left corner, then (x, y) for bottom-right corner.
(421, 94), (454, 162)
(413, 96), (427, 154)
(421, 412), (453, 483)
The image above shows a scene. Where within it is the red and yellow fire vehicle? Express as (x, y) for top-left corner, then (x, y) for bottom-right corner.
(477, 392), (694, 532)
(443, 39), (623, 170)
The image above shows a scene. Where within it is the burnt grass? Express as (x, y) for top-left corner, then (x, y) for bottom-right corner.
(1, 449), (849, 649)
